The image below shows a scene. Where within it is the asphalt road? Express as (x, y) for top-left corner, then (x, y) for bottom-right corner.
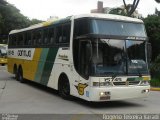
(0, 66), (160, 120)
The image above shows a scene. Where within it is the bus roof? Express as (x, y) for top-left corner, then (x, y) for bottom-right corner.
(9, 13), (143, 35)
(73, 13), (143, 23)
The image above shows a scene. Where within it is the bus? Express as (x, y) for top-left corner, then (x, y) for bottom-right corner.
(0, 44), (8, 66)
(7, 14), (151, 101)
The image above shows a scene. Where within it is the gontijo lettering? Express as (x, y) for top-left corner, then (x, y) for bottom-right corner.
(17, 50), (31, 57)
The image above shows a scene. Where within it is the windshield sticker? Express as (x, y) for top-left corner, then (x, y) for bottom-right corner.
(131, 60), (138, 64)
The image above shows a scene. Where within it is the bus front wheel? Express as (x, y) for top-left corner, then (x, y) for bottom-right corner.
(58, 75), (70, 99)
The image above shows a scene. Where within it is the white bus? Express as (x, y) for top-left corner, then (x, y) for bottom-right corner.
(8, 14), (151, 101)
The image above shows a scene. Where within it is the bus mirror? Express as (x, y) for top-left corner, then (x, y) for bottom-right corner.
(147, 43), (152, 63)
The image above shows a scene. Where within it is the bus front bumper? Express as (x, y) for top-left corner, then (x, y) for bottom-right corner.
(89, 86), (150, 101)
(0, 58), (7, 65)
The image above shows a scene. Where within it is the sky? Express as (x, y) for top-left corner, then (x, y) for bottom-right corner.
(6, 0), (160, 20)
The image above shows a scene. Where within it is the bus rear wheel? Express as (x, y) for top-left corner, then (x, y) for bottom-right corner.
(18, 67), (25, 83)
(58, 75), (70, 99)
(13, 65), (18, 81)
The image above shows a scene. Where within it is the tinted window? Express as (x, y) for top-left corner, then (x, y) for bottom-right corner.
(32, 30), (42, 45)
(74, 19), (90, 37)
(17, 33), (24, 46)
(62, 23), (71, 43)
(91, 19), (146, 37)
(9, 35), (17, 46)
(48, 27), (55, 45)
(36, 30), (43, 45)
(55, 25), (62, 44)
(74, 18), (146, 38)
(43, 28), (49, 44)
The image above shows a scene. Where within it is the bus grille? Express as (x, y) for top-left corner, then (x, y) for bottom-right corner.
(113, 81), (140, 86)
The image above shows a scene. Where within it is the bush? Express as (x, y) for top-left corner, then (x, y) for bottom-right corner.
(150, 78), (160, 87)
(150, 54), (160, 78)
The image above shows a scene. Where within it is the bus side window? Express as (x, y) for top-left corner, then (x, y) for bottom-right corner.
(62, 23), (71, 44)
(9, 35), (17, 46)
(55, 25), (62, 44)
(17, 33), (24, 46)
(32, 31), (36, 45)
(48, 27), (55, 45)
(27, 32), (32, 45)
(36, 30), (42, 45)
(24, 32), (27, 46)
(43, 28), (49, 45)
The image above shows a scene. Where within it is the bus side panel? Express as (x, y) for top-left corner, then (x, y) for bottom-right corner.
(7, 58), (16, 74)
(7, 48), (42, 81)
(23, 48), (42, 80)
(38, 47), (58, 86)
(47, 48), (70, 90)
(34, 48), (49, 83)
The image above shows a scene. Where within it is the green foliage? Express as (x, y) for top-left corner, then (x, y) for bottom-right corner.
(150, 78), (160, 87)
(155, 0), (160, 3)
(109, 8), (127, 16)
(144, 15), (160, 61)
(0, 0), (42, 44)
(150, 55), (160, 78)
(30, 19), (43, 25)
(0, 1), (30, 35)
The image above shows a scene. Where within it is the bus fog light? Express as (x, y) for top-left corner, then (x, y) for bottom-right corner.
(100, 92), (105, 96)
(141, 89), (150, 93)
(100, 92), (111, 100)
(99, 91), (110, 96)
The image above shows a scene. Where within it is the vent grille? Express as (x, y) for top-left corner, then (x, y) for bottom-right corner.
(113, 81), (140, 86)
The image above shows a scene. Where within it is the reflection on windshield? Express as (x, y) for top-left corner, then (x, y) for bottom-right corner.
(90, 39), (149, 76)
(126, 40), (148, 75)
(91, 39), (126, 76)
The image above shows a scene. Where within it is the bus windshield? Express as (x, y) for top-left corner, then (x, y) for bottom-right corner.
(91, 19), (146, 37)
(90, 39), (149, 76)
(73, 18), (149, 78)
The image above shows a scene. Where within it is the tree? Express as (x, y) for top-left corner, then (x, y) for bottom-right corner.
(108, 6), (142, 18)
(144, 15), (160, 61)
(155, 8), (160, 16)
(155, 0), (160, 3)
(0, 0), (42, 43)
(123, 0), (140, 17)
(109, 8), (127, 16)
(30, 19), (43, 25)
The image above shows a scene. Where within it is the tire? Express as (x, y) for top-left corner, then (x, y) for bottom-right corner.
(13, 66), (18, 81)
(59, 76), (70, 99)
(18, 67), (25, 83)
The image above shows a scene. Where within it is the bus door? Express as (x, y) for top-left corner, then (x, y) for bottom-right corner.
(74, 40), (91, 97)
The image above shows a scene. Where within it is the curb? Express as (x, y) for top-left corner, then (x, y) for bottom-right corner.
(150, 87), (160, 91)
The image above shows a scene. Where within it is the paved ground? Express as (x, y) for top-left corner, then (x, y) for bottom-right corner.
(0, 66), (160, 119)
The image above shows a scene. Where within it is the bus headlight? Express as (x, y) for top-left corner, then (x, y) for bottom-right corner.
(139, 80), (150, 86)
(93, 82), (113, 87)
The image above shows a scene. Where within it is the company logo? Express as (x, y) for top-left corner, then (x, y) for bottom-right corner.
(75, 83), (88, 95)
(58, 54), (69, 61)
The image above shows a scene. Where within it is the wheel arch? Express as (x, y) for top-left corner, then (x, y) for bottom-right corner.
(13, 64), (17, 74)
(58, 72), (70, 90)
